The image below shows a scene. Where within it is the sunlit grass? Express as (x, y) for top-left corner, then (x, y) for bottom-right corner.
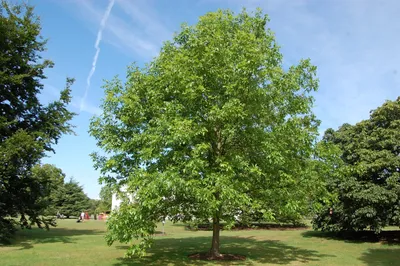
(0, 219), (399, 265)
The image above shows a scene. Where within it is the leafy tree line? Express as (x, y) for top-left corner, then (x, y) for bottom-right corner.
(32, 164), (112, 218)
(313, 97), (400, 233)
(0, 0), (74, 243)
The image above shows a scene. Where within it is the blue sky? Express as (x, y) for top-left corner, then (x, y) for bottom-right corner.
(30, 0), (399, 199)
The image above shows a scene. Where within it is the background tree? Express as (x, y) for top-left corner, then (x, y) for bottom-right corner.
(96, 185), (113, 213)
(313, 97), (400, 233)
(88, 199), (100, 218)
(31, 164), (66, 216)
(0, 1), (74, 243)
(53, 179), (90, 218)
(90, 9), (319, 258)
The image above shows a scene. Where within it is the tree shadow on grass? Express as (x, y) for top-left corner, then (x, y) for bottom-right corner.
(358, 248), (400, 266)
(3, 228), (104, 250)
(113, 236), (334, 265)
(302, 230), (400, 245)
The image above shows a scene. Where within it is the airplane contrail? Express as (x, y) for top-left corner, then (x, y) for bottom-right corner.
(80, 0), (115, 112)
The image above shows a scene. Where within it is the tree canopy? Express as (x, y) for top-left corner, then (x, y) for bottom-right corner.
(313, 97), (400, 232)
(0, 0), (74, 243)
(90, 9), (320, 258)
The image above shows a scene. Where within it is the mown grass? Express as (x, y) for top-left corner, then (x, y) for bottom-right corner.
(0, 219), (399, 265)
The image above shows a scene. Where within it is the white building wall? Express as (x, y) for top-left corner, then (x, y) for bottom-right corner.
(111, 193), (123, 211)
(111, 185), (135, 211)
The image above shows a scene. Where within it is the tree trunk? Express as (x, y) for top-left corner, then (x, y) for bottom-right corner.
(209, 215), (221, 258)
(209, 127), (222, 259)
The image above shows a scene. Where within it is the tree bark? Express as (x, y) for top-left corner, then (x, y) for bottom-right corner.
(209, 214), (221, 258)
(209, 127), (222, 259)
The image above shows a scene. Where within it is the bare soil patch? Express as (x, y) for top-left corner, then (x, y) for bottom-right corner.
(188, 252), (246, 261)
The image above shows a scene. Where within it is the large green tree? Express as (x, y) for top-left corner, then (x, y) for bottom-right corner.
(313, 97), (400, 233)
(0, 1), (74, 243)
(90, 9), (319, 258)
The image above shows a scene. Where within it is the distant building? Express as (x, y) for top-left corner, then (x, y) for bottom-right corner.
(111, 185), (135, 211)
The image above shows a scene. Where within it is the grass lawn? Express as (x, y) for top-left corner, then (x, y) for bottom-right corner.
(0, 219), (399, 266)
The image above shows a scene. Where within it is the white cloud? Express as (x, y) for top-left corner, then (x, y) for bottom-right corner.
(80, 0), (115, 113)
(51, 0), (175, 116)
(74, 0), (171, 58)
(43, 84), (62, 98)
(200, 0), (400, 133)
(116, 0), (172, 41)
(69, 0), (399, 132)
(73, 96), (102, 116)
(42, 84), (101, 116)
(79, 102), (102, 116)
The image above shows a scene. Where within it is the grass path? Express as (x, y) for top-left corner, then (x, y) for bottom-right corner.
(0, 219), (399, 265)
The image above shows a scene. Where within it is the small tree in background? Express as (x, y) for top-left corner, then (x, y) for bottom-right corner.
(313, 97), (400, 233)
(88, 199), (100, 218)
(90, 9), (320, 258)
(31, 164), (66, 216)
(96, 185), (113, 213)
(53, 179), (90, 218)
